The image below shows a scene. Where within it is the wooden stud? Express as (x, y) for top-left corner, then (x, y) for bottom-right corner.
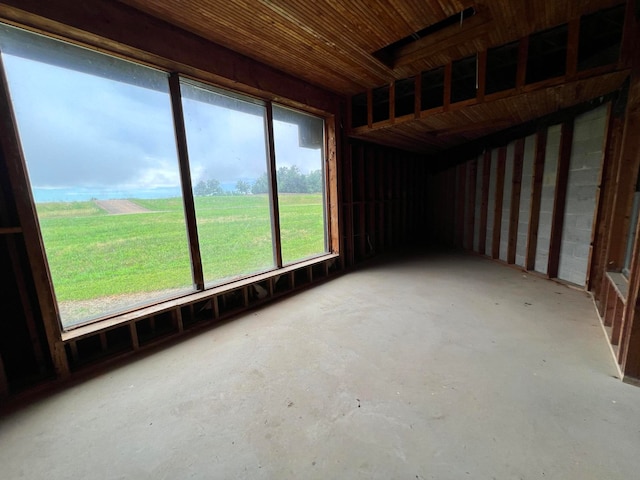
(478, 150), (491, 254)
(456, 163), (467, 248)
(443, 62), (452, 111)
(99, 332), (108, 352)
(492, 147), (507, 259)
(566, 18), (580, 79)
(129, 323), (139, 350)
(611, 297), (623, 346)
(0, 51), (70, 379)
(547, 120), (574, 278)
(466, 159), (478, 250)
(173, 308), (184, 333)
(265, 102), (283, 268)
(168, 73), (204, 289)
(516, 36), (530, 88)
(477, 50), (487, 102)
(525, 128), (547, 270)
(603, 279), (613, 327)
(326, 115), (340, 257)
(589, 103), (622, 294)
(508, 138), (525, 264)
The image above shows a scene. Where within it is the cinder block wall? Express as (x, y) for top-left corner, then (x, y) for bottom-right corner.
(429, 103), (608, 288)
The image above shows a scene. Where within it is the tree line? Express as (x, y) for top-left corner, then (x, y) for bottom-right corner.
(193, 165), (323, 196)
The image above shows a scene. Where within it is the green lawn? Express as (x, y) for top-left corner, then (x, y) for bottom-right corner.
(36, 194), (326, 322)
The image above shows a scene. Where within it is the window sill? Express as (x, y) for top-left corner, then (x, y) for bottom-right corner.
(61, 252), (339, 343)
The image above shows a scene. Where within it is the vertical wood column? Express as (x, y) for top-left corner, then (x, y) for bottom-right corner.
(547, 120), (574, 278)
(508, 139), (525, 264)
(466, 159), (478, 250)
(525, 128), (547, 270)
(478, 150), (491, 254)
(455, 163), (467, 248)
(492, 147), (506, 259)
(169, 74), (205, 288)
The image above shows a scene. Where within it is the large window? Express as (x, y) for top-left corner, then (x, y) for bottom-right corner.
(181, 82), (275, 284)
(0, 24), (330, 330)
(273, 106), (327, 264)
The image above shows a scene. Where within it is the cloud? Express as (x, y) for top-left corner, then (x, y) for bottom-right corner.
(3, 50), (323, 193)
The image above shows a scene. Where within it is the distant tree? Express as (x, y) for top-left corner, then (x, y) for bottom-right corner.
(194, 178), (223, 196)
(235, 179), (251, 195)
(277, 165), (308, 193)
(306, 169), (323, 193)
(251, 172), (269, 194)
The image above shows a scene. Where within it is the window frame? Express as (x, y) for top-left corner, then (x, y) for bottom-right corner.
(0, 22), (339, 335)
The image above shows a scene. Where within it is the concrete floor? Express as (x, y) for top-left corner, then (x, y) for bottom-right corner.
(1, 252), (639, 479)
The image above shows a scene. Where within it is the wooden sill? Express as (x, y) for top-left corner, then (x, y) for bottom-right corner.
(606, 271), (628, 302)
(61, 252), (339, 342)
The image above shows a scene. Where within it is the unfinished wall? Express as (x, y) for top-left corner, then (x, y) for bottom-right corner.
(557, 106), (608, 285)
(432, 102), (608, 289)
(515, 135), (536, 267)
(342, 142), (429, 267)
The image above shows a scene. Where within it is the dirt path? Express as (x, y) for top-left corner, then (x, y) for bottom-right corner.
(94, 199), (152, 215)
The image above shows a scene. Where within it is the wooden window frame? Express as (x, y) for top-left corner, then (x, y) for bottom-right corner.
(0, 23), (340, 350)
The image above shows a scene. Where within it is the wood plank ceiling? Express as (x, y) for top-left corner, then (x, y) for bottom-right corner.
(116, 0), (627, 154)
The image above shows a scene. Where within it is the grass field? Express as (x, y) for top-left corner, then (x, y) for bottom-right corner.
(36, 194), (325, 325)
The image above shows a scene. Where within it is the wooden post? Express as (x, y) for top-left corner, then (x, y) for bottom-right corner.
(456, 163), (467, 248)
(526, 128), (547, 270)
(168, 74), (205, 289)
(0, 51), (69, 379)
(265, 102), (284, 267)
(492, 147), (507, 259)
(590, 103), (623, 296)
(466, 159), (478, 250)
(478, 150), (491, 254)
(547, 120), (574, 278)
(508, 139), (525, 264)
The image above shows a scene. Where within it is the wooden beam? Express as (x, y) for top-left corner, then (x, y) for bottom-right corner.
(478, 150), (491, 254)
(326, 114), (340, 256)
(265, 102), (283, 268)
(547, 120), (574, 278)
(168, 74), (204, 290)
(508, 139), (525, 264)
(526, 128), (548, 270)
(492, 147), (507, 259)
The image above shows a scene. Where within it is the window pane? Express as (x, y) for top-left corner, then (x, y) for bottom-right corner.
(273, 105), (327, 264)
(180, 82), (275, 284)
(0, 25), (193, 328)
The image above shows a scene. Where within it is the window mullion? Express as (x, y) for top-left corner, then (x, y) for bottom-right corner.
(265, 101), (283, 268)
(168, 72), (205, 289)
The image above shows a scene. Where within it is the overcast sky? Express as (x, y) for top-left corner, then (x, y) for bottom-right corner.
(2, 51), (322, 193)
